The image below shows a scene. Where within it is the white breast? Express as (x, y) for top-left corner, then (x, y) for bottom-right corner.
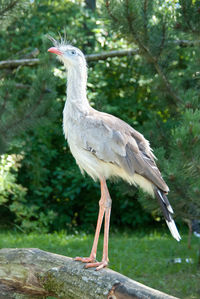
(63, 103), (99, 180)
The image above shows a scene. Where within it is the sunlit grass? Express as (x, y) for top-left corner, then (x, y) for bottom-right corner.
(0, 229), (199, 298)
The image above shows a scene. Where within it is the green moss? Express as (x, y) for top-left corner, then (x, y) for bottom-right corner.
(39, 271), (63, 298)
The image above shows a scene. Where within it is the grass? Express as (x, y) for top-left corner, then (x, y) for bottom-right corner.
(0, 229), (199, 298)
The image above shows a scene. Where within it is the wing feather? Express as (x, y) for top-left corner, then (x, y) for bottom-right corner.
(80, 109), (169, 192)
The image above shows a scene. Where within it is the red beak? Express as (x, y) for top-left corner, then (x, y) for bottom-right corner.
(48, 47), (62, 55)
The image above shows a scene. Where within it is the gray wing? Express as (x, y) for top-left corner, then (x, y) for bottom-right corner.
(80, 109), (169, 192)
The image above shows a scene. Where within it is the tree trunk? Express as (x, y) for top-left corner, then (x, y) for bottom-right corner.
(0, 248), (178, 299)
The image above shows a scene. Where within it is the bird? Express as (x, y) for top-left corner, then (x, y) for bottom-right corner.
(48, 38), (181, 271)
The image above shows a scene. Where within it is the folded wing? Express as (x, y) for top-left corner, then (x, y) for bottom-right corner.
(80, 109), (169, 193)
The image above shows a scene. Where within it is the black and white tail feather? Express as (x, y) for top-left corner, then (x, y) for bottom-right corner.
(154, 188), (181, 242)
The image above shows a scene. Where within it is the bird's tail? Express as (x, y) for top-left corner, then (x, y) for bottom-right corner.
(154, 188), (181, 242)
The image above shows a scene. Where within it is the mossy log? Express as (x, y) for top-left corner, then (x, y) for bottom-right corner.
(0, 248), (178, 299)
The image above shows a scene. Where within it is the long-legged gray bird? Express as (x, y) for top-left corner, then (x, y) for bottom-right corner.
(48, 40), (181, 270)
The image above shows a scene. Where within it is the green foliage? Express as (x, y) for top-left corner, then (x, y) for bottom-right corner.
(0, 63), (57, 153)
(0, 1), (58, 154)
(0, 154), (26, 226)
(0, 0), (28, 29)
(166, 109), (200, 220)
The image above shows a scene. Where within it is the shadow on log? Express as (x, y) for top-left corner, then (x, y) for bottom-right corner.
(0, 248), (178, 299)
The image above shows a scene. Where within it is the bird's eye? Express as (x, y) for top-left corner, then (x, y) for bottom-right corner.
(70, 50), (76, 55)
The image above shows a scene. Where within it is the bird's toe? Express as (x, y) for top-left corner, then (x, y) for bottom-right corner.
(85, 260), (108, 270)
(74, 256), (96, 263)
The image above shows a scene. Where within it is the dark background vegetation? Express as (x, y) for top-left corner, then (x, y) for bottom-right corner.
(0, 0), (200, 236)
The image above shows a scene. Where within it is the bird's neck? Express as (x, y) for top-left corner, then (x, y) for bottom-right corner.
(66, 65), (90, 112)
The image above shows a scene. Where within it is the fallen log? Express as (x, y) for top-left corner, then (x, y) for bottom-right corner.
(0, 248), (178, 299)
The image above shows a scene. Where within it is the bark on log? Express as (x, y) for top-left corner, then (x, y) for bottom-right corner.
(0, 248), (178, 299)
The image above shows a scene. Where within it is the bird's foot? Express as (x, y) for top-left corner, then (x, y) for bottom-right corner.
(75, 256), (108, 270)
(74, 256), (96, 263)
(85, 260), (108, 271)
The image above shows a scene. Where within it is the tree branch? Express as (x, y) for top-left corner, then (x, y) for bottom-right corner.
(0, 58), (40, 69)
(0, 0), (19, 17)
(0, 248), (178, 299)
(143, 0), (148, 42)
(157, 22), (166, 58)
(86, 48), (139, 61)
(0, 40), (199, 70)
(0, 49), (139, 69)
(172, 39), (200, 46)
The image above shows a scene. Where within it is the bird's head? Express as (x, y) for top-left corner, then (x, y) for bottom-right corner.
(47, 36), (86, 69)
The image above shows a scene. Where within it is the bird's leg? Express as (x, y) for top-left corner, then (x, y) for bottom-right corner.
(85, 179), (112, 270)
(75, 179), (106, 263)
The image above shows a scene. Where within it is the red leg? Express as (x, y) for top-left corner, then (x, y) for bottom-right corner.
(85, 179), (112, 270)
(75, 178), (107, 263)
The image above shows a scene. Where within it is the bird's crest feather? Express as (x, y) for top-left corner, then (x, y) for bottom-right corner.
(47, 32), (70, 48)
